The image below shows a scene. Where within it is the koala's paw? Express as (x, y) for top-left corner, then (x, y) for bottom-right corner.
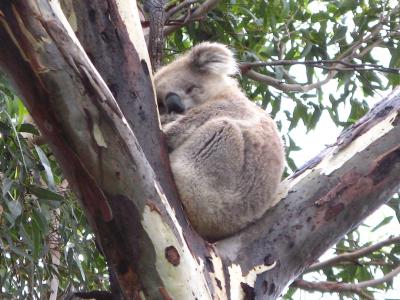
(160, 112), (180, 126)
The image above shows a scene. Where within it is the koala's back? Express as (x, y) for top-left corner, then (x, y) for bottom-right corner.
(168, 96), (284, 240)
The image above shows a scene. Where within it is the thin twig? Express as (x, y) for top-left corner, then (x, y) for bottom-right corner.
(328, 260), (394, 267)
(357, 265), (400, 288)
(164, 0), (221, 35)
(293, 279), (374, 300)
(242, 17), (389, 93)
(244, 69), (336, 93)
(241, 6), (400, 93)
(306, 235), (400, 272)
(293, 265), (400, 300)
(165, 0), (199, 21)
(240, 60), (400, 74)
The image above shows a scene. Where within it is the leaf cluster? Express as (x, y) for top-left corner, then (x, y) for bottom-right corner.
(0, 74), (108, 298)
(166, 0), (399, 172)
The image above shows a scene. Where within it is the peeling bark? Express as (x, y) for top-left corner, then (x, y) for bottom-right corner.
(216, 89), (400, 299)
(0, 1), (214, 299)
(0, 1), (399, 299)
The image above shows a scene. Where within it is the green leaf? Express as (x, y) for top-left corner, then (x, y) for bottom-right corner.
(31, 208), (49, 236)
(355, 265), (373, 281)
(386, 196), (400, 223)
(27, 185), (64, 201)
(31, 223), (42, 259)
(329, 26), (347, 44)
(6, 200), (22, 220)
(18, 123), (39, 135)
(19, 224), (34, 249)
(286, 156), (297, 172)
(311, 12), (329, 23)
(0, 120), (10, 137)
(10, 245), (33, 262)
(388, 73), (400, 86)
(34, 146), (56, 190)
(307, 104), (322, 131)
(339, 0), (358, 12)
(74, 253), (86, 281)
(2, 177), (15, 197)
(300, 43), (313, 58)
(371, 216), (393, 232)
(16, 98), (28, 124)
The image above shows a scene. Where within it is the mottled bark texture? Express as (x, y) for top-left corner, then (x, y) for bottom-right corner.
(144, 0), (165, 70)
(217, 90), (400, 298)
(0, 1), (212, 299)
(0, 1), (399, 299)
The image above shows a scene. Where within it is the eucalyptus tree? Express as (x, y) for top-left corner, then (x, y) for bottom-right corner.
(0, 1), (399, 299)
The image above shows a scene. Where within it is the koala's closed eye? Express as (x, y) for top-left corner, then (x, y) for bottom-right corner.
(186, 85), (197, 94)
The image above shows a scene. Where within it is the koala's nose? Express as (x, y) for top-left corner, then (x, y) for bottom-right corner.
(165, 92), (185, 114)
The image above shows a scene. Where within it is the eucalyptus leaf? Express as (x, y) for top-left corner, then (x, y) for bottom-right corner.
(2, 177), (14, 197)
(18, 123), (40, 135)
(6, 200), (22, 220)
(34, 146), (56, 190)
(371, 216), (394, 232)
(27, 185), (63, 201)
(329, 26), (347, 44)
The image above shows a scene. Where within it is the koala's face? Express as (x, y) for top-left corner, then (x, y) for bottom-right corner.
(154, 42), (238, 114)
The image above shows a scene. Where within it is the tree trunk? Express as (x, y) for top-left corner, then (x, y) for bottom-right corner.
(0, 1), (399, 299)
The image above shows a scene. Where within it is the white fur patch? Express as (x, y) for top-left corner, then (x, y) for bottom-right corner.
(190, 42), (238, 75)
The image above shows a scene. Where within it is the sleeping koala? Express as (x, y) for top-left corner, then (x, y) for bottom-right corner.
(155, 42), (284, 240)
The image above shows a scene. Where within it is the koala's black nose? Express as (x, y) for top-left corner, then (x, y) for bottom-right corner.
(165, 92), (185, 114)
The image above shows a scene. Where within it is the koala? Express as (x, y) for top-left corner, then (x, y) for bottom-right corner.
(154, 42), (285, 240)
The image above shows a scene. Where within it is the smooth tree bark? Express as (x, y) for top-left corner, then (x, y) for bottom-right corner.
(0, 1), (399, 299)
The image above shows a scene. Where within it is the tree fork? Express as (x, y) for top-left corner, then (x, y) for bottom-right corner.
(59, 0), (185, 222)
(217, 89), (400, 298)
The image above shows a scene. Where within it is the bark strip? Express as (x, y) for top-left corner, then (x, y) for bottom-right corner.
(0, 1), (215, 298)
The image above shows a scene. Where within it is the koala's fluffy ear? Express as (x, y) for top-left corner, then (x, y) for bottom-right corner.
(189, 42), (238, 75)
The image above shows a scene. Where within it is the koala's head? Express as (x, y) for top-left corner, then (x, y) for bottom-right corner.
(154, 42), (238, 114)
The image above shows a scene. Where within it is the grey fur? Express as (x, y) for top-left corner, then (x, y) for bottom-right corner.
(155, 42), (285, 240)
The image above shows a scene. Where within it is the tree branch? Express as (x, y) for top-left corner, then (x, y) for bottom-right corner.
(292, 279), (373, 300)
(163, 0), (221, 35)
(306, 235), (400, 272)
(165, 0), (200, 21)
(216, 88), (400, 298)
(357, 264), (400, 288)
(240, 60), (400, 74)
(243, 69), (336, 93)
(241, 7), (397, 94)
(48, 209), (61, 300)
(61, 0), (187, 226)
(145, 0), (165, 70)
(293, 264), (400, 299)
(0, 1), (215, 298)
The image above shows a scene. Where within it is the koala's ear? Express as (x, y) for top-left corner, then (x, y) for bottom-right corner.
(189, 42), (238, 75)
